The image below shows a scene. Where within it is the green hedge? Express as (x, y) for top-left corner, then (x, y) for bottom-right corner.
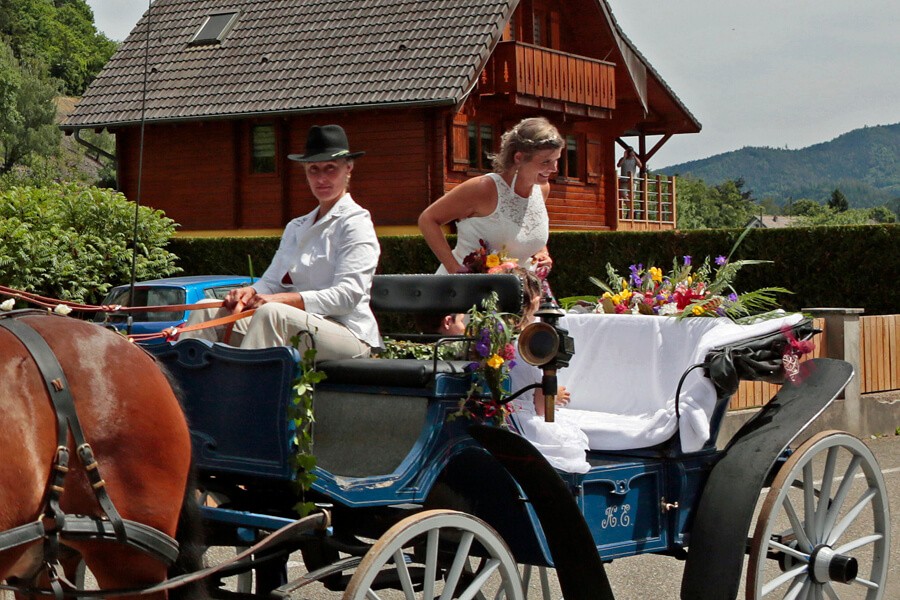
(169, 224), (899, 316)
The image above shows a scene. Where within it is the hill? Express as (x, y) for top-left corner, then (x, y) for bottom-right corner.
(659, 123), (900, 208)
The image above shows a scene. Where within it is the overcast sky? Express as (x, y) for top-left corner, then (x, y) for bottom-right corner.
(85, 0), (900, 168)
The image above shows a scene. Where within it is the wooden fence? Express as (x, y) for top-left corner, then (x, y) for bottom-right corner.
(860, 314), (899, 393)
(732, 314), (899, 410)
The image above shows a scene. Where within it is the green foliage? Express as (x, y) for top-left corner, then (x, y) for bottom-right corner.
(0, 183), (179, 304)
(675, 176), (757, 229)
(0, 40), (60, 174)
(660, 123), (900, 210)
(828, 188), (849, 212)
(796, 207), (877, 227)
(784, 199), (825, 217)
(380, 338), (465, 360)
(868, 206), (896, 223)
(0, 0), (117, 95)
(287, 344), (325, 517)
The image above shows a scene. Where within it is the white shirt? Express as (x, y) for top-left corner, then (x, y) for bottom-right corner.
(254, 193), (382, 348)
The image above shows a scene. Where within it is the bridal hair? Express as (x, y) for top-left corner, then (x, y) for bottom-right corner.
(492, 117), (564, 172)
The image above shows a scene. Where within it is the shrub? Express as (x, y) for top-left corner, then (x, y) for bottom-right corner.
(0, 183), (179, 304)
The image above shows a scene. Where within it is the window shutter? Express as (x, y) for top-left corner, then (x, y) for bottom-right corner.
(450, 113), (470, 172)
(586, 138), (602, 184)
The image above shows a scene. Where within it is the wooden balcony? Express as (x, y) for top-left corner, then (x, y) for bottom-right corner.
(480, 41), (615, 115)
(617, 174), (677, 231)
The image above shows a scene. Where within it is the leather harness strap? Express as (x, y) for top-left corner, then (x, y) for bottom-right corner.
(0, 311), (179, 570)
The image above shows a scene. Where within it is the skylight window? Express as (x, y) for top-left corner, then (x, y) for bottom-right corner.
(189, 11), (239, 46)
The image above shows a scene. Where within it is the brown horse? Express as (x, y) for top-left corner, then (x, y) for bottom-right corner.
(0, 311), (201, 599)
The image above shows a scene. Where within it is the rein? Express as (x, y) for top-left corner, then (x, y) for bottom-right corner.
(0, 283), (225, 313)
(0, 284), (255, 342)
(0, 512), (330, 598)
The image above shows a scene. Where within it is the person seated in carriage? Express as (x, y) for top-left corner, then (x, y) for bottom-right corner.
(505, 267), (591, 473)
(181, 125), (381, 360)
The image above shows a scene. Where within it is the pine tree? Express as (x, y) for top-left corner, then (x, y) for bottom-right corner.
(828, 188), (849, 212)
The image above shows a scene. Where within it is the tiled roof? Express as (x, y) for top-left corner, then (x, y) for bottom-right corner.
(64, 0), (515, 128)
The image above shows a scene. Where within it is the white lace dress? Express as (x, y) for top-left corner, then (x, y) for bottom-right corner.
(507, 350), (590, 474)
(436, 173), (549, 273)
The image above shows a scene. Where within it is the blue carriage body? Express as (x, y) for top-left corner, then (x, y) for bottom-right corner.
(151, 337), (720, 566)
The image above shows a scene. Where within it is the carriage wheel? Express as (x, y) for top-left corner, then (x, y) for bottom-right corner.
(342, 509), (524, 600)
(747, 431), (890, 599)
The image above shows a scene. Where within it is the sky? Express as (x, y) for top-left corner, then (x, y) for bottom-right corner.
(84, 0), (900, 168)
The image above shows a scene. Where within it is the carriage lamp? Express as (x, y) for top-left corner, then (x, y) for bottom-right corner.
(517, 307), (574, 423)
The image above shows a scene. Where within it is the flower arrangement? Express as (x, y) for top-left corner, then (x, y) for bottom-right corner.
(461, 239), (518, 274)
(449, 292), (518, 427)
(561, 241), (790, 321)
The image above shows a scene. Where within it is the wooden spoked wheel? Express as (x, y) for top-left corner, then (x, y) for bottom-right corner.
(747, 431), (890, 599)
(342, 509), (525, 600)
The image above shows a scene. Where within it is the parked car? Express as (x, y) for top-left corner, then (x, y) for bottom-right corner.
(93, 275), (253, 336)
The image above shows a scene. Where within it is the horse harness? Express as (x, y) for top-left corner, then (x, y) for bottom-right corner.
(0, 311), (179, 595)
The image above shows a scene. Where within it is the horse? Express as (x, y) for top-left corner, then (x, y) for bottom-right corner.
(0, 310), (203, 599)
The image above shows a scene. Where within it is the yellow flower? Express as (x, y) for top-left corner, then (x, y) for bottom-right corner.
(692, 305), (705, 316)
(650, 267), (663, 282)
(486, 354), (504, 369)
(601, 291), (612, 299)
(486, 254), (500, 268)
(621, 278), (629, 290)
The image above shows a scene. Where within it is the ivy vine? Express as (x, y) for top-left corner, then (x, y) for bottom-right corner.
(287, 338), (325, 517)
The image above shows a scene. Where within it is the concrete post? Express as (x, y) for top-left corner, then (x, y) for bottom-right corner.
(802, 308), (865, 433)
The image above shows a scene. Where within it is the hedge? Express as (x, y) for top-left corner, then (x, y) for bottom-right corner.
(169, 224), (899, 316)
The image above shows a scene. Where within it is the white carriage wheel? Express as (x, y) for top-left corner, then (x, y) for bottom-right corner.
(342, 509), (525, 600)
(747, 431), (890, 599)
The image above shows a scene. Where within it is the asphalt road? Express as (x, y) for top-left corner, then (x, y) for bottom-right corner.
(276, 433), (900, 599)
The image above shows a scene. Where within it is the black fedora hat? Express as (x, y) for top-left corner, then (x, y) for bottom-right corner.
(288, 124), (365, 162)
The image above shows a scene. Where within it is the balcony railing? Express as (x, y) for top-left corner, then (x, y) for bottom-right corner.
(618, 174), (677, 227)
(480, 41), (615, 111)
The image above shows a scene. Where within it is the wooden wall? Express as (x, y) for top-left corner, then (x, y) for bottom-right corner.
(116, 109), (439, 230)
(117, 121), (238, 230)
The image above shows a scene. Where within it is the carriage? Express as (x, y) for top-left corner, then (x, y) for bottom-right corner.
(0, 273), (890, 600)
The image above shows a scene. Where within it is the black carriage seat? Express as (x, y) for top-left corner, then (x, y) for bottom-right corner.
(317, 273), (523, 388)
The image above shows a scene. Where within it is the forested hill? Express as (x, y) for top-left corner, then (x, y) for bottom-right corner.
(659, 123), (900, 208)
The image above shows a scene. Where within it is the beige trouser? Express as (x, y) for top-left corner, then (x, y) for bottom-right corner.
(180, 301), (370, 361)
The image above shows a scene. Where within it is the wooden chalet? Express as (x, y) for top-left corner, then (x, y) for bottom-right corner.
(62, 0), (700, 234)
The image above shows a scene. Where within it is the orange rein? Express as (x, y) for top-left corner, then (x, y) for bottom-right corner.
(0, 284), (254, 343)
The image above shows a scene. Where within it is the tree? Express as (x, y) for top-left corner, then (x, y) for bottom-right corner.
(828, 188), (849, 212)
(0, 41), (60, 174)
(784, 199), (824, 217)
(676, 176), (757, 229)
(868, 206), (896, 223)
(0, 0), (116, 95)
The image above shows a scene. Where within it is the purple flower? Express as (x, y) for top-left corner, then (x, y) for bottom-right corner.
(683, 255), (692, 266)
(474, 329), (492, 357)
(507, 360), (517, 370)
(715, 255), (727, 266)
(466, 361), (480, 372)
(727, 293), (738, 303)
(629, 263), (643, 287)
